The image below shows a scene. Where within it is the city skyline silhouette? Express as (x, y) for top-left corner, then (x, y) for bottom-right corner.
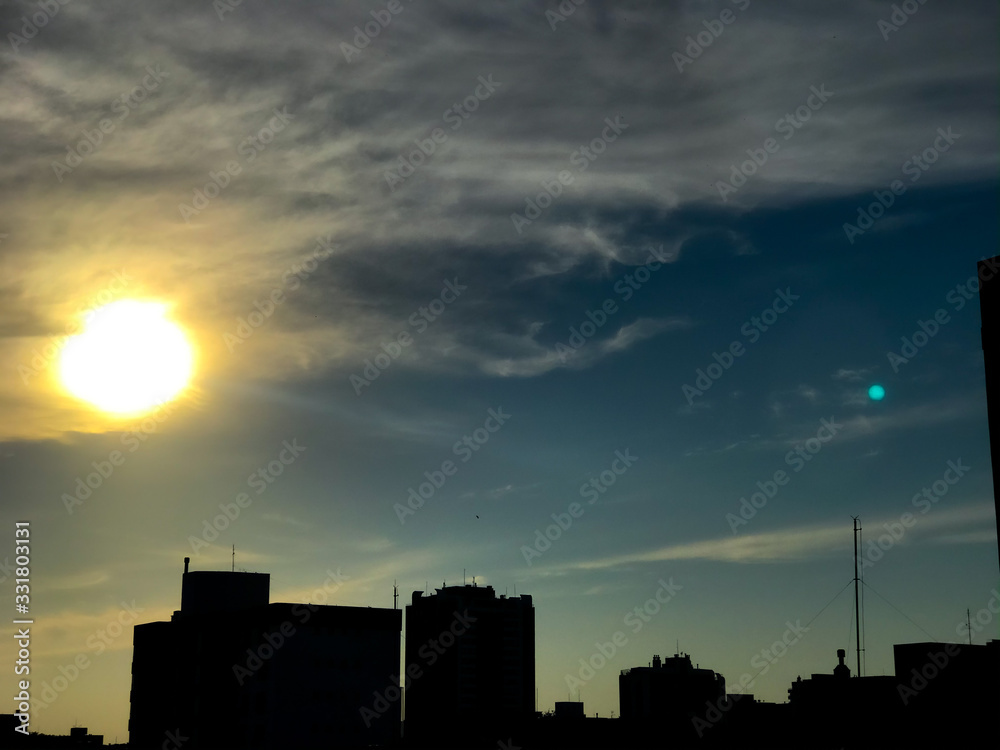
(2, 1), (998, 747)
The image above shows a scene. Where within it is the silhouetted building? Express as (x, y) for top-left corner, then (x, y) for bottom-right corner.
(615, 652), (732, 747)
(979, 255), (1000, 569)
(619, 653), (726, 722)
(528, 711), (620, 749)
(553, 701), (584, 720)
(892, 639), (1000, 745)
(128, 559), (400, 750)
(0, 721), (103, 748)
(404, 583), (534, 747)
(787, 648), (901, 747)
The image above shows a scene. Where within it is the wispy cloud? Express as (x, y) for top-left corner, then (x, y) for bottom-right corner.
(538, 503), (996, 571)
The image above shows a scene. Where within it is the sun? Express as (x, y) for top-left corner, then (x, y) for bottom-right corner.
(59, 300), (194, 415)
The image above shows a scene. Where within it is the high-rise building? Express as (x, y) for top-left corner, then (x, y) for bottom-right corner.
(978, 256), (1000, 569)
(403, 583), (534, 747)
(128, 559), (401, 750)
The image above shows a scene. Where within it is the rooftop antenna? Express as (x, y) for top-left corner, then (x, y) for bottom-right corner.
(860, 524), (867, 675)
(232, 545), (235, 573)
(852, 516), (862, 677)
(967, 609), (972, 645)
(464, 568), (466, 585)
(393, 581), (398, 610)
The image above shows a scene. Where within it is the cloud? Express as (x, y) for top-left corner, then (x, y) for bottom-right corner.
(2, 0), (997, 438)
(832, 367), (873, 383)
(538, 503), (996, 571)
(478, 316), (694, 378)
(830, 396), (983, 442)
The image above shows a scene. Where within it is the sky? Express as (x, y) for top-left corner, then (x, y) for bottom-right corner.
(1, 0), (998, 740)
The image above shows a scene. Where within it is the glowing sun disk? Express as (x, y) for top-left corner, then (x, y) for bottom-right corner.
(59, 300), (193, 414)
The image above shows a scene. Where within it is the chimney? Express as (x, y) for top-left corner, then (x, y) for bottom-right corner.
(184, 557), (190, 574)
(652, 654), (661, 669)
(834, 648), (851, 679)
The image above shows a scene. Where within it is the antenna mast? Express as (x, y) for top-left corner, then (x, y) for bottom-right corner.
(852, 516), (862, 677)
(394, 581), (398, 610)
(232, 545), (235, 573)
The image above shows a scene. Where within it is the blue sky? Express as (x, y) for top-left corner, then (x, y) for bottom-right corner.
(0, 0), (998, 739)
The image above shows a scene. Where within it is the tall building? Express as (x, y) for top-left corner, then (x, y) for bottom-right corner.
(619, 652), (726, 722)
(403, 583), (534, 747)
(978, 256), (1000, 569)
(128, 559), (401, 750)
(892, 639), (1000, 744)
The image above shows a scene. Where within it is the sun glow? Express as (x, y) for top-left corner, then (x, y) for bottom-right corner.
(59, 300), (194, 415)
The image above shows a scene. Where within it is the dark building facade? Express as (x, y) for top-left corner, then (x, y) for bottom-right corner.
(892, 639), (1000, 745)
(0, 720), (104, 748)
(403, 584), (534, 747)
(786, 648), (903, 748)
(978, 255), (1000, 569)
(619, 653), (726, 722)
(128, 560), (401, 750)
